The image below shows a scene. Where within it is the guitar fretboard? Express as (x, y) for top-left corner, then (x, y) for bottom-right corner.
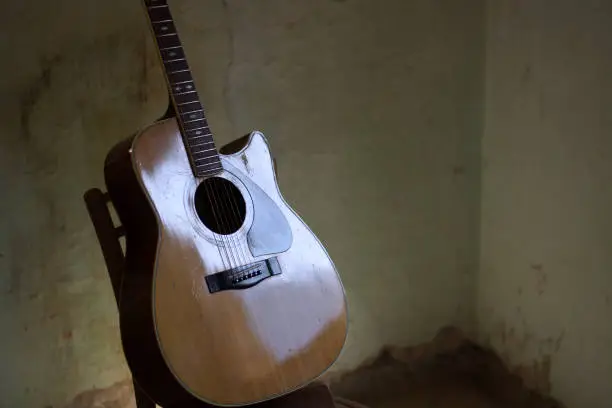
(145, 0), (222, 177)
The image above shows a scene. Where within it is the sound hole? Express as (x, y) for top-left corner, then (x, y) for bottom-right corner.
(194, 177), (247, 235)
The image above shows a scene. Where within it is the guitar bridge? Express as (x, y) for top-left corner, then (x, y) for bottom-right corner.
(205, 257), (282, 294)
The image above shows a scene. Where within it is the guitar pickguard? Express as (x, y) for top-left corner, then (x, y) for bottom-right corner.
(222, 160), (293, 257)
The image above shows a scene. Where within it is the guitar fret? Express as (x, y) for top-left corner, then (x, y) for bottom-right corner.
(196, 164), (221, 171)
(171, 82), (195, 93)
(188, 133), (213, 140)
(194, 154), (220, 161)
(179, 107), (202, 117)
(196, 162), (222, 168)
(177, 99), (200, 107)
(157, 32), (178, 38)
(148, 4), (169, 9)
(180, 99), (202, 107)
(165, 59), (189, 71)
(160, 45), (181, 51)
(163, 50), (182, 60)
(174, 94), (199, 106)
(165, 57), (186, 63)
(188, 134), (212, 140)
(193, 148), (217, 154)
(191, 142), (214, 148)
(183, 109), (203, 115)
(152, 20), (176, 36)
(185, 124), (209, 132)
(172, 79), (194, 86)
(195, 160), (220, 167)
(183, 120), (208, 130)
(191, 149), (216, 158)
(169, 68), (190, 74)
(198, 166), (223, 175)
(189, 141), (214, 148)
(182, 112), (204, 121)
(156, 34), (181, 49)
(187, 128), (209, 138)
(191, 146), (216, 155)
(147, 3), (172, 22)
(182, 116), (204, 123)
(193, 144), (215, 151)
(168, 74), (192, 85)
(174, 90), (197, 96)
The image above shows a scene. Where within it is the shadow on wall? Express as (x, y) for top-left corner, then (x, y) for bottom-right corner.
(59, 327), (565, 408)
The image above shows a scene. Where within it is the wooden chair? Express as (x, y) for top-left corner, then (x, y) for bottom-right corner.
(83, 188), (337, 408)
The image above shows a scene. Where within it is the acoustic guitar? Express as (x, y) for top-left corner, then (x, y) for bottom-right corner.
(104, 0), (347, 406)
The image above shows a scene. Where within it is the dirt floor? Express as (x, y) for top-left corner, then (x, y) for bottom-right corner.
(328, 327), (564, 408)
(61, 327), (565, 408)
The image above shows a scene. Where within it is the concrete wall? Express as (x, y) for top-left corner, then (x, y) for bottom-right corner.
(479, 1), (612, 407)
(0, 0), (483, 406)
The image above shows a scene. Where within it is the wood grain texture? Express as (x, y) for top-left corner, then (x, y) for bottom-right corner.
(127, 119), (347, 406)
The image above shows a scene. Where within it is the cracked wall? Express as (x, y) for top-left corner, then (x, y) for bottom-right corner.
(479, 1), (612, 407)
(0, 1), (482, 407)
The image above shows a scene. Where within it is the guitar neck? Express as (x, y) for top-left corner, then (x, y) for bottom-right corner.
(144, 0), (222, 177)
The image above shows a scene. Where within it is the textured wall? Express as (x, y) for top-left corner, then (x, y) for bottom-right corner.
(479, 1), (612, 407)
(0, 0), (483, 407)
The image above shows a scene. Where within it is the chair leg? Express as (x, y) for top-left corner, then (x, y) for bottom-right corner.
(133, 379), (157, 408)
(83, 188), (126, 304)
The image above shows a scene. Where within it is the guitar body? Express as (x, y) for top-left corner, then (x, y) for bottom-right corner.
(105, 119), (347, 406)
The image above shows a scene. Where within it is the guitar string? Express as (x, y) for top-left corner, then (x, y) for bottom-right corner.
(144, 0), (234, 270)
(214, 176), (248, 272)
(220, 158), (264, 273)
(219, 178), (253, 274)
(228, 181), (255, 271)
(203, 180), (233, 269)
(206, 176), (241, 269)
(181, 127), (232, 268)
(212, 179), (242, 270)
(221, 183), (251, 273)
(219, 169), (254, 266)
(182, 127), (230, 269)
(187, 141), (234, 269)
(208, 178), (240, 269)
(184, 132), (239, 269)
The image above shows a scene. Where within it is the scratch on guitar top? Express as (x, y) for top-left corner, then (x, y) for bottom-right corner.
(191, 280), (202, 300)
(241, 153), (253, 175)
